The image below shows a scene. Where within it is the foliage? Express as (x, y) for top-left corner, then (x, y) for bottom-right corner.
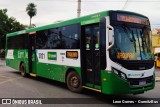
(0, 9), (27, 57)
(0, 9), (26, 36)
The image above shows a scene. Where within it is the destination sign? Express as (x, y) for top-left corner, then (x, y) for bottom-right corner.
(117, 52), (135, 59)
(66, 51), (78, 59)
(117, 14), (149, 25)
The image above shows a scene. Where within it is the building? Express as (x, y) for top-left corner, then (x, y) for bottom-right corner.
(152, 28), (160, 48)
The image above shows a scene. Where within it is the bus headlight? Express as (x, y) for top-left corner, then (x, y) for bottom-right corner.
(113, 69), (119, 75)
(112, 67), (127, 80)
(121, 73), (127, 80)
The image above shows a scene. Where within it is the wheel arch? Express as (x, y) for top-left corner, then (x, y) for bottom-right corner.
(65, 68), (79, 83)
(19, 61), (25, 71)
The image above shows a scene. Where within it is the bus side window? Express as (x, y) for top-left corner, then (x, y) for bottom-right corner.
(7, 34), (28, 49)
(60, 24), (80, 49)
(36, 30), (48, 49)
(36, 24), (80, 49)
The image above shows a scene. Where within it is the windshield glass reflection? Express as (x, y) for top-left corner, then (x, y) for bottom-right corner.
(110, 26), (154, 60)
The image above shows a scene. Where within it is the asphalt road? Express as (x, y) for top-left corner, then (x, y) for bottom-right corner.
(0, 59), (160, 107)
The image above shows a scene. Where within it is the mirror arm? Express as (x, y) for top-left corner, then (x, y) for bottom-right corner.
(107, 24), (114, 30)
(107, 39), (114, 50)
(106, 24), (114, 50)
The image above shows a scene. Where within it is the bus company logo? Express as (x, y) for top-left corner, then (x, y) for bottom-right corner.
(48, 52), (57, 60)
(128, 73), (141, 77)
(141, 72), (145, 77)
(18, 51), (24, 58)
(128, 72), (145, 78)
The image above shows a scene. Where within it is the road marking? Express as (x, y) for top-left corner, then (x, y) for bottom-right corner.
(0, 77), (22, 85)
(156, 77), (160, 82)
(0, 75), (12, 78)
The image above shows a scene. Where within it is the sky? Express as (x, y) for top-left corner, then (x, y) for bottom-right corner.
(0, 0), (160, 29)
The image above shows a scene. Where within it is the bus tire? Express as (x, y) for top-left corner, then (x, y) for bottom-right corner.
(67, 71), (82, 93)
(20, 63), (27, 77)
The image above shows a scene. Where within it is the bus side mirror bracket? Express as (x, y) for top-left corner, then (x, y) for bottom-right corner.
(107, 25), (114, 50)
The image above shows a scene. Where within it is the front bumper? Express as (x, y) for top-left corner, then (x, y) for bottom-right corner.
(101, 71), (155, 94)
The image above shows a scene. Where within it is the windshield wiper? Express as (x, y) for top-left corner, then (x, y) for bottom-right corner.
(131, 30), (137, 52)
(122, 25), (137, 52)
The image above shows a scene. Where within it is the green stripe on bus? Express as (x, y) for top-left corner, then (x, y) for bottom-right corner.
(81, 18), (100, 25)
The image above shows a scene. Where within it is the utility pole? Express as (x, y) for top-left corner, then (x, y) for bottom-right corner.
(77, 0), (81, 17)
(122, 0), (128, 10)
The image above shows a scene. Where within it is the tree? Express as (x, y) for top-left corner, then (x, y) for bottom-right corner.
(25, 24), (36, 29)
(0, 9), (26, 36)
(26, 3), (37, 28)
(0, 9), (27, 58)
(30, 24), (36, 28)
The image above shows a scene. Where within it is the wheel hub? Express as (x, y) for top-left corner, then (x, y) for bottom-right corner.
(70, 76), (79, 88)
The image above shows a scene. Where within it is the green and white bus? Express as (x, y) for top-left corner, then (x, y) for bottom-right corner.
(6, 10), (155, 94)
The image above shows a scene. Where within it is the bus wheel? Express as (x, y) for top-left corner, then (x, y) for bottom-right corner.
(20, 63), (27, 77)
(67, 71), (82, 93)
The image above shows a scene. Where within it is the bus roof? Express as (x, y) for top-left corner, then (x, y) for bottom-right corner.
(6, 10), (148, 37)
(6, 10), (109, 37)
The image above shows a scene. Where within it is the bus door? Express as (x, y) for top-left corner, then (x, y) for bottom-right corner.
(28, 32), (37, 76)
(82, 23), (101, 89)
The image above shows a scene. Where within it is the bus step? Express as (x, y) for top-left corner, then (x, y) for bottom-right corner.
(82, 86), (101, 92)
(30, 73), (36, 77)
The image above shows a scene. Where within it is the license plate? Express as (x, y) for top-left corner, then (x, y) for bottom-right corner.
(139, 80), (146, 85)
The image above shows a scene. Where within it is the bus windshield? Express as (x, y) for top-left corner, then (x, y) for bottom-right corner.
(110, 25), (154, 60)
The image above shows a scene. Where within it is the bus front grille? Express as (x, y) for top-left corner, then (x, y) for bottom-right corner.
(128, 76), (153, 86)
